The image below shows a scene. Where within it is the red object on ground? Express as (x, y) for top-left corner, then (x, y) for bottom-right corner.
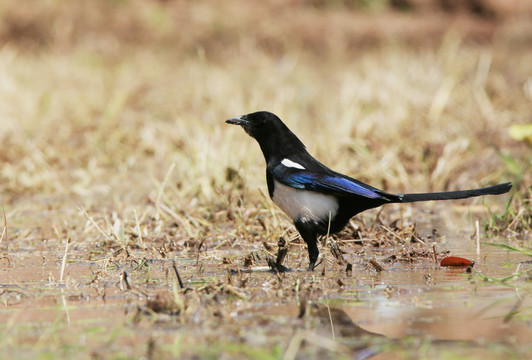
(440, 256), (474, 267)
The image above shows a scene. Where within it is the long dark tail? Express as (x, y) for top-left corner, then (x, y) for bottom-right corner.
(397, 182), (512, 203)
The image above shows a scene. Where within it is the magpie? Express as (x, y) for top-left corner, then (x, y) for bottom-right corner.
(226, 111), (512, 270)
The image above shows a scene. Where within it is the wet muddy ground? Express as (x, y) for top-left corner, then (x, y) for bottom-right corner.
(2, 208), (531, 359)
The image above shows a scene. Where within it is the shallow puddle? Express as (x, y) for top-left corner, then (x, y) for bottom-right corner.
(1, 212), (531, 359)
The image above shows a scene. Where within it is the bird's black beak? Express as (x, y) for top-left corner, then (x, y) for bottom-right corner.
(225, 115), (248, 126)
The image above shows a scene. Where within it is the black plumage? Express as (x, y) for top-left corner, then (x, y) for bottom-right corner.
(226, 111), (512, 270)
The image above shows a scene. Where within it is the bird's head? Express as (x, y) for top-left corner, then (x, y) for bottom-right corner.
(226, 111), (306, 160)
(225, 111), (283, 139)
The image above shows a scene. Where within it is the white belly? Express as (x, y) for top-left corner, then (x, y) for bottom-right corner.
(271, 181), (338, 222)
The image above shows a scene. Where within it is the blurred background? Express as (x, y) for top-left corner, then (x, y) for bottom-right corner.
(0, 0), (530, 225)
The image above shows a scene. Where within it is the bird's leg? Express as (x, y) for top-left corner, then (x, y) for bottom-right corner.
(295, 221), (319, 271)
(306, 240), (319, 271)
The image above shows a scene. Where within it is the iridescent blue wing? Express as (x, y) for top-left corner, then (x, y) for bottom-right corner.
(271, 163), (389, 200)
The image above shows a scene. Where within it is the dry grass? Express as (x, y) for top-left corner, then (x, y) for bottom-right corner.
(0, 0), (531, 359)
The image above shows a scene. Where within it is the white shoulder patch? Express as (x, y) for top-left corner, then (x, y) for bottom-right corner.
(281, 158), (305, 170)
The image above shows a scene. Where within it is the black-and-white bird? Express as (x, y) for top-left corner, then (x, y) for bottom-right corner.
(226, 111), (512, 270)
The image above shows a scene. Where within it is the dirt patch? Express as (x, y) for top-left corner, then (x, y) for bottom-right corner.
(1, 0), (531, 57)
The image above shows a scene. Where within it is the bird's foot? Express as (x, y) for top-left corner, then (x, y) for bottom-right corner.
(307, 259), (322, 271)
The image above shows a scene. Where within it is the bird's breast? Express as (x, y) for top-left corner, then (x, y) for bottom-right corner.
(271, 181), (338, 223)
